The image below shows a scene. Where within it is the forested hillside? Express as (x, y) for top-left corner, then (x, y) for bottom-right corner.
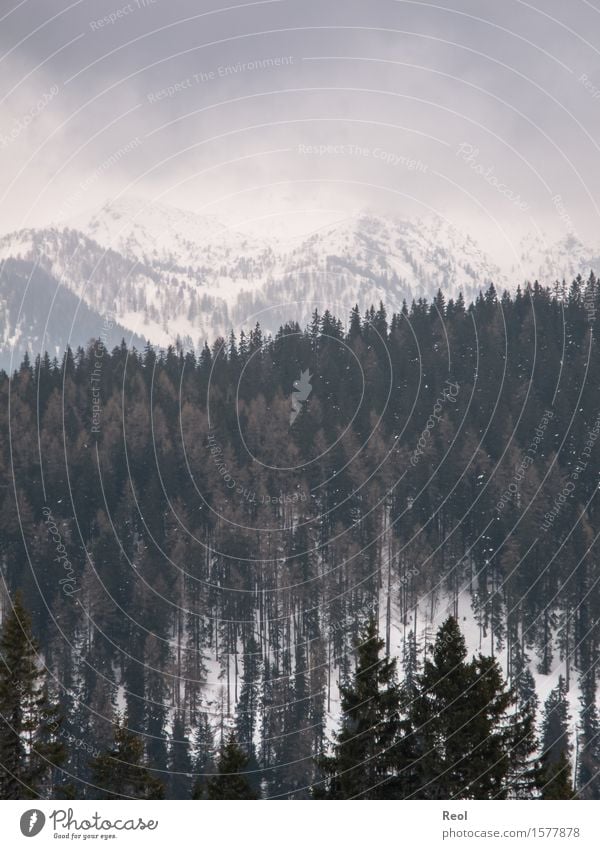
(1, 276), (600, 798)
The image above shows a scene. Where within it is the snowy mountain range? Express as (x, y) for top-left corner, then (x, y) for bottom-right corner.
(0, 196), (598, 369)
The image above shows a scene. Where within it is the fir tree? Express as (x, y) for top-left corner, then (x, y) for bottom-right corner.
(508, 664), (540, 799)
(540, 676), (571, 766)
(349, 304), (362, 340)
(316, 620), (403, 799)
(538, 677), (573, 799)
(0, 592), (65, 799)
(191, 713), (215, 799)
(540, 751), (573, 799)
(206, 733), (258, 800)
(408, 617), (515, 799)
(576, 671), (600, 798)
(168, 712), (193, 799)
(89, 717), (164, 799)
(235, 636), (263, 758)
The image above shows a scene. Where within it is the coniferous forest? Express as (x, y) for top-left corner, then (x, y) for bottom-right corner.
(2, 277), (600, 799)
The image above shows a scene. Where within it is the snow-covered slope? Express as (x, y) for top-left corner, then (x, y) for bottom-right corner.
(513, 232), (600, 286)
(0, 258), (146, 370)
(1, 197), (599, 365)
(286, 212), (504, 305)
(70, 197), (275, 274)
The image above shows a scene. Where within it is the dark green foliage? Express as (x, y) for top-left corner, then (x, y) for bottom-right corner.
(206, 734), (258, 800)
(235, 636), (263, 758)
(538, 677), (573, 799)
(89, 718), (164, 799)
(540, 676), (571, 768)
(2, 278), (600, 798)
(407, 618), (515, 799)
(168, 712), (193, 799)
(0, 591), (65, 798)
(191, 713), (215, 799)
(539, 751), (573, 799)
(317, 620), (403, 799)
(318, 616), (538, 800)
(576, 671), (600, 798)
(509, 663), (540, 799)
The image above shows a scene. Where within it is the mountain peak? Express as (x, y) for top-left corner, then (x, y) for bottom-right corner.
(2, 197), (599, 368)
(68, 196), (243, 267)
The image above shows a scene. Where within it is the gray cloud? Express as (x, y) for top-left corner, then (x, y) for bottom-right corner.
(1, 0), (599, 258)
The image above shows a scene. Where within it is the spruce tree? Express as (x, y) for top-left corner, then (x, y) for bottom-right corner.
(576, 671), (600, 798)
(538, 676), (573, 799)
(508, 664), (540, 799)
(168, 712), (193, 799)
(393, 631), (422, 797)
(235, 636), (262, 757)
(540, 676), (571, 765)
(89, 717), (164, 799)
(0, 592), (65, 799)
(316, 619), (402, 799)
(206, 733), (258, 799)
(540, 751), (573, 799)
(402, 631), (419, 698)
(191, 713), (215, 799)
(408, 617), (515, 799)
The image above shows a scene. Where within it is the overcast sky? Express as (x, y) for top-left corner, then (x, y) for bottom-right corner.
(1, 0), (600, 259)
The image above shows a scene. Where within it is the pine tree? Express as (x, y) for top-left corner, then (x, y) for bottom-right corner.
(191, 713), (215, 799)
(0, 592), (65, 799)
(316, 619), (402, 799)
(235, 636), (263, 758)
(168, 712), (193, 799)
(408, 617), (515, 799)
(538, 677), (573, 799)
(576, 671), (600, 798)
(206, 733), (258, 799)
(402, 631), (419, 698)
(509, 664), (540, 799)
(540, 751), (573, 799)
(349, 304), (362, 340)
(273, 641), (315, 798)
(89, 717), (164, 799)
(540, 676), (571, 766)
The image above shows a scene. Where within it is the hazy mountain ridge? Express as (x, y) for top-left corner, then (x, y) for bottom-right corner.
(0, 258), (146, 369)
(0, 198), (599, 365)
(512, 231), (600, 286)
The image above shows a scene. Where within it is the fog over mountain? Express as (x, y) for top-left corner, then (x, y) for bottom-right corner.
(0, 196), (598, 368)
(4, 0), (600, 811)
